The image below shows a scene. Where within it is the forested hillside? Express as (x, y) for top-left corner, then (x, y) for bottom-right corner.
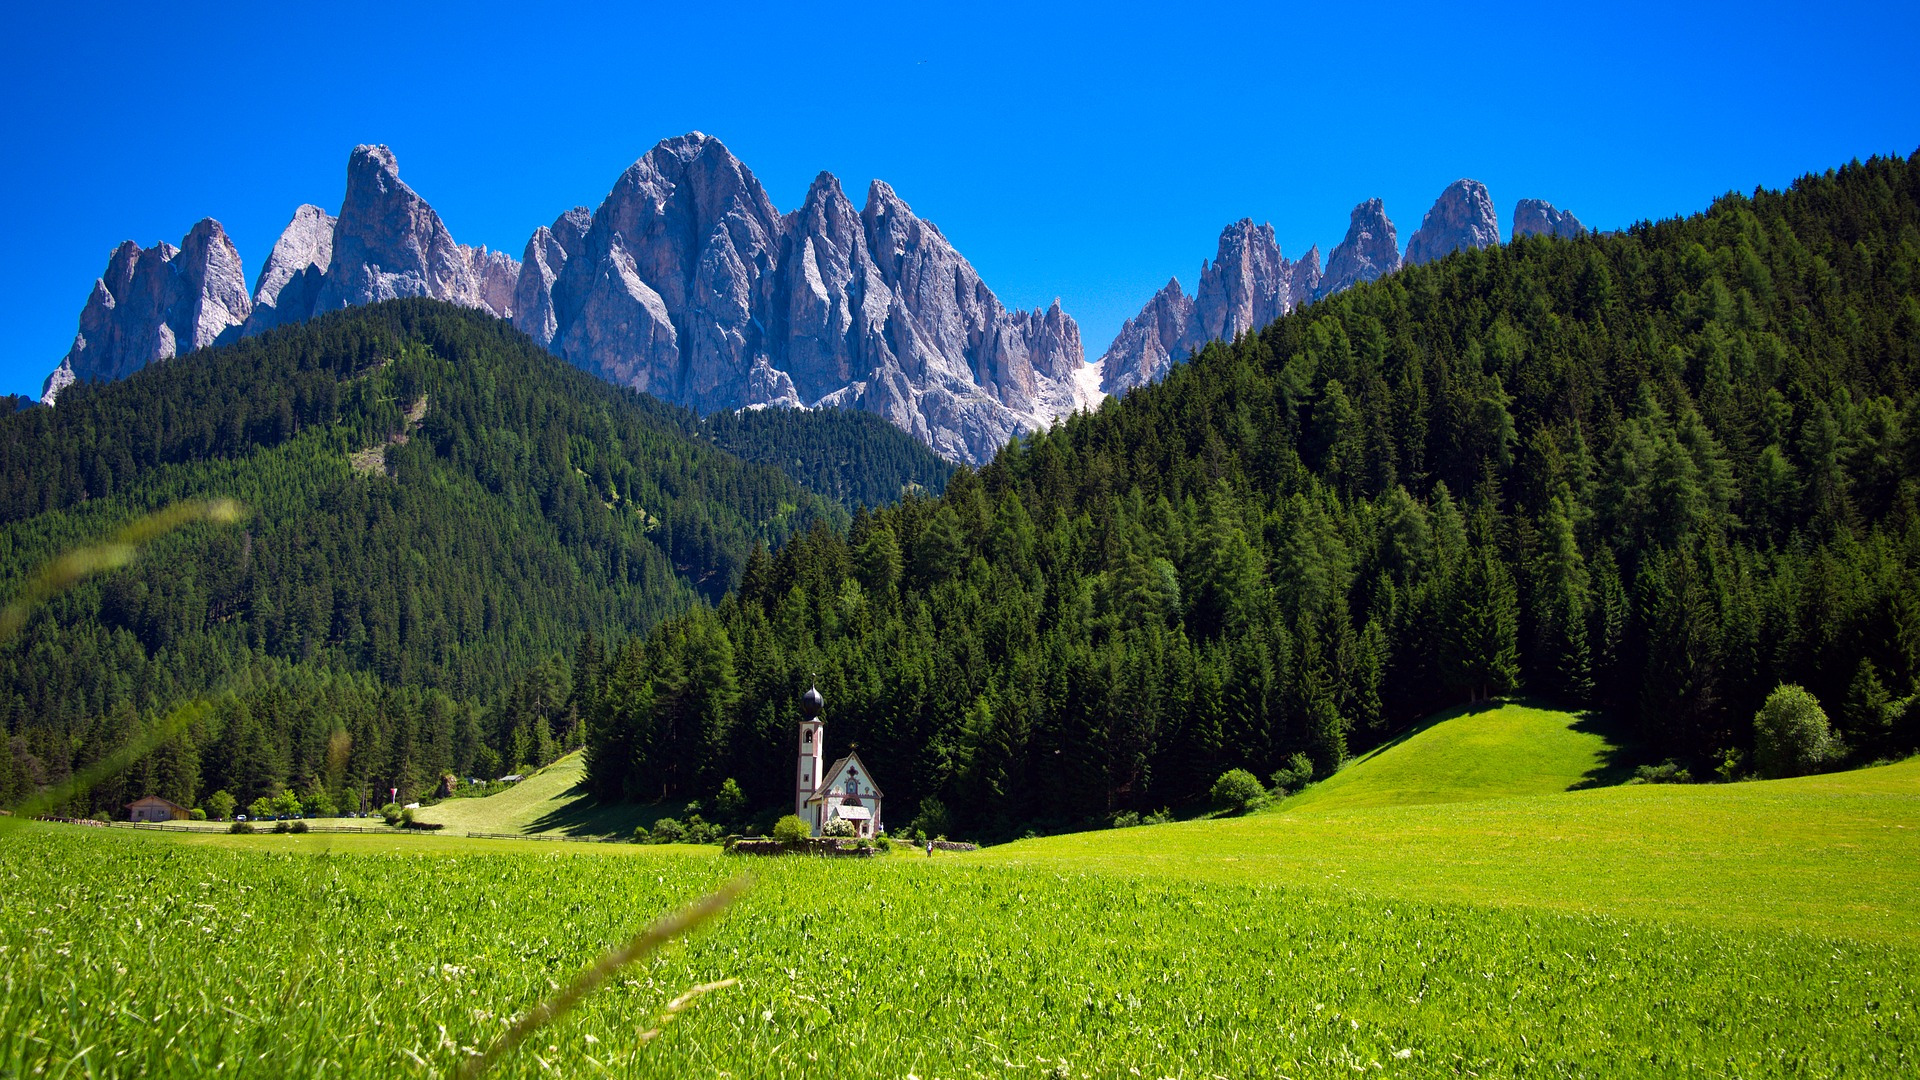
(699, 406), (953, 508)
(0, 300), (855, 814)
(585, 153), (1920, 836)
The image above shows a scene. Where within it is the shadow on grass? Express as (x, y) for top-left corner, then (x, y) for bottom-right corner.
(1566, 707), (1640, 790)
(522, 786), (699, 839)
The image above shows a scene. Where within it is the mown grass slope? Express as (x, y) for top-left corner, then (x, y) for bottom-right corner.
(411, 752), (690, 839)
(1278, 702), (1630, 814)
(410, 753), (596, 834)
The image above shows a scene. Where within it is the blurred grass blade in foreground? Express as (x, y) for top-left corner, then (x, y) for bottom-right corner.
(4, 699), (213, 824)
(0, 499), (242, 823)
(0, 498), (244, 642)
(460, 876), (749, 1079)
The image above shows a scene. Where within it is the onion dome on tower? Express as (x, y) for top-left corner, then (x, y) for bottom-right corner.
(801, 685), (824, 719)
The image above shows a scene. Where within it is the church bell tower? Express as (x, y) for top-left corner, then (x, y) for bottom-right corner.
(795, 685), (826, 827)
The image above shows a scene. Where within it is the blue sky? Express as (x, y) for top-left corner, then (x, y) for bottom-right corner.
(4, 0), (1916, 398)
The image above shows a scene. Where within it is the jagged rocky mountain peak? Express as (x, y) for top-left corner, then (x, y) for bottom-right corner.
(45, 142), (522, 401)
(1193, 218), (1294, 345)
(315, 142), (517, 317)
(176, 218), (253, 353)
(512, 206), (595, 349)
(246, 204), (335, 334)
(352, 142), (399, 180)
(1513, 198), (1586, 240)
(865, 177), (909, 214)
(42, 218), (252, 403)
(1292, 244), (1324, 304)
(1320, 197), (1402, 297)
(1099, 215), (1327, 398)
(552, 205), (593, 248)
(44, 133), (1581, 465)
(521, 133), (1091, 461)
(1095, 276), (1196, 397)
(1404, 179), (1501, 266)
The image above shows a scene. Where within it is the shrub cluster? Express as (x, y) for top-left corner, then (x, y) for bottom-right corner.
(1630, 760), (1694, 784)
(1110, 808), (1174, 829)
(634, 813), (726, 845)
(771, 815), (810, 844)
(1753, 684), (1848, 778)
(1210, 769), (1268, 813)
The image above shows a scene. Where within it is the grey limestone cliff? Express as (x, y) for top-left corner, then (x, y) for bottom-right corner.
(1320, 199), (1402, 297)
(1096, 279), (1195, 396)
(512, 207), (592, 349)
(1192, 220), (1293, 346)
(245, 204), (335, 334)
(313, 145), (517, 318)
(1403, 180), (1501, 266)
(1512, 198), (1586, 240)
(1291, 246), (1323, 309)
(1098, 219), (1326, 395)
(42, 219), (251, 403)
(527, 134), (1093, 463)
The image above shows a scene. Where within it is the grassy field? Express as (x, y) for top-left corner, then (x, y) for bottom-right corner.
(4, 705), (1917, 1077)
(410, 753), (608, 835)
(985, 756), (1920, 943)
(1278, 701), (1630, 813)
(412, 752), (692, 839)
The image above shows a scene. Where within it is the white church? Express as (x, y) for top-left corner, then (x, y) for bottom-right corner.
(794, 685), (884, 837)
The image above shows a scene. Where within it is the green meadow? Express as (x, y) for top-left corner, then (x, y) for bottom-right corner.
(1276, 702), (1631, 814)
(409, 754), (645, 839)
(4, 706), (1917, 1077)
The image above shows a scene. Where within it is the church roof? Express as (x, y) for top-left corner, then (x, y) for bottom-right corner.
(805, 751), (885, 803)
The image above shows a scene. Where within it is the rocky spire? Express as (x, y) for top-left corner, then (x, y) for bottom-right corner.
(245, 204), (335, 334)
(313, 144), (517, 317)
(1320, 199), (1402, 297)
(1290, 245), (1323, 310)
(42, 219), (251, 404)
(548, 133), (783, 412)
(512, 206), (591, 348)
(1193, 219), (1294, 345)
(1512, 198), (1586, 240)
(1096, 278), (1195, 396)
(777, 172), (890, 407)
(858, 178), (1091, 457)
(469, 247), (520, 319)
(1403, 180), (1500, 266)
(1097, 220), (1318, 397)
(44, 134), (1095, 462)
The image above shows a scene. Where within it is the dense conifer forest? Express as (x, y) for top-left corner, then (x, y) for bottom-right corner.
(584, 153), (1920, 836)
(0, 301), (935, 814)
(700, 407), (953, 509)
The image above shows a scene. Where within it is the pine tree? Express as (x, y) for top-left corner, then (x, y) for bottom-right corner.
(1843, 659), (1892, 757)
(1529, 496), (1593, 701)
(1446, 548), (1522, 702)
